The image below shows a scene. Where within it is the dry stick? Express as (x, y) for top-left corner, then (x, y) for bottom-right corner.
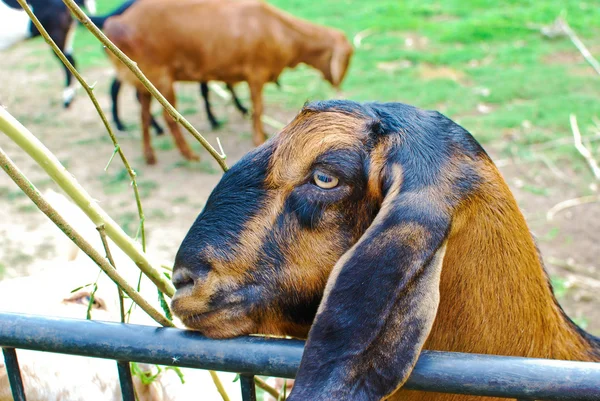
(0, 106), (174, 297)
(557, 17), (600, 77)
(61, 0), (228, 172)
(531, 131), (600, 152)
(353, 28), (376, 48)
(0, 147), (173, 327)
(254, 377), (281, 399)
(97, 225), (126, 322)
(570, 114), (600, 180)
(208, 371), (231, 401)
(546, 194), (600, 221)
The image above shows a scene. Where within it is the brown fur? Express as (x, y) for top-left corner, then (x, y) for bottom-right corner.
(103, 0), (353, 164)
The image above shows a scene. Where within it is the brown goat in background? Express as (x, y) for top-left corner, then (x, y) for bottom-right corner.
(104, 0), (353, 164)
(171, 100), (600, 400)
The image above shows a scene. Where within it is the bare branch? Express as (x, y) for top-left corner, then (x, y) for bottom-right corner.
(254, 377), (282, 399)
(546, 194), (600, 221)
(97, 225), (126, 323)
(570, 114), (600, 180)
(353, 28), (376, 48)
(555, 17), (600, 76)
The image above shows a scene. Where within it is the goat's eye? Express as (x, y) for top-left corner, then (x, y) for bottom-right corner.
(313, 170), (339, 189)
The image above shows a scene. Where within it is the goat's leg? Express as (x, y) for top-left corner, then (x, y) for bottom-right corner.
(200, 82), (220, 130)
(61, 52), (77, 108)
(162, 85), (200, 161)
(226, 84), (248, 115)
(49, 20), (77, 108)
(248, 80), (267, 146)
(110, 78), (128, 132)
(138, 90), (157, 165)
(134, 91), (164, 135)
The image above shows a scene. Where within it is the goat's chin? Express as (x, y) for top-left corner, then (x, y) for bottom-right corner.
(180, 312), (256, 339)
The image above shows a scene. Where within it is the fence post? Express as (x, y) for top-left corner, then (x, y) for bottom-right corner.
(240, 374), (257, 401)
(117, 361), (136, 401)
(2, 347), (27, 401)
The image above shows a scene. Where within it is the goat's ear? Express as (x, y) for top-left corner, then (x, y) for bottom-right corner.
(330, 42), (350, 87)
(288, 163), (451, 401)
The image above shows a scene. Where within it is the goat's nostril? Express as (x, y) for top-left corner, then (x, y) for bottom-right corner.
(172, 270), (196, 290)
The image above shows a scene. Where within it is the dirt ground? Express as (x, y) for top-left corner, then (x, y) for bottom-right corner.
(0, 45), (599, 335)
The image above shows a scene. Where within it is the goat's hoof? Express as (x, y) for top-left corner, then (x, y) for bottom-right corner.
(155, 129), (165, 136)
(210, 121), (222, 130)
(183, 152), (200, 162)
(238, 107), (249, 116)
(145, 153), (157, 165)
(116, 123), (127, 132)
(63, 100), (72, 109)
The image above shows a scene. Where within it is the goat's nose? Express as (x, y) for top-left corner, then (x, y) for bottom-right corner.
(172, 269), (197, 291)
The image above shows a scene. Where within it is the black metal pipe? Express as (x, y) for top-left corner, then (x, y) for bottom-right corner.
(1, 312), (600, 400)
(117, 361), (136, 401)
(240, 374), (257, 401)
(2, 347), (27, 401)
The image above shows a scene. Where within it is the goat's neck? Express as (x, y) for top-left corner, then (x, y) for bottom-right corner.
(291, 29), (335, 69)
(427, 162), (600, 361)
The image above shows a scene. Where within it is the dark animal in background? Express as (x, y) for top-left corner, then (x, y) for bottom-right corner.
(89, 0), (248, 135)
(110, 80), (249, 135)
(0, 0), (96, 107)
(103, 0), (353, 164)
(171, 100), (600, 401)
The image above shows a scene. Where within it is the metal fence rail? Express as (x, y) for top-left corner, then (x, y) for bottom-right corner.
(1, 312), (600, 400)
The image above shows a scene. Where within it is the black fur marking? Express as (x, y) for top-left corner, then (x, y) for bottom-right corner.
(290, 195), (451, 400)
(174, 143), (274, 272)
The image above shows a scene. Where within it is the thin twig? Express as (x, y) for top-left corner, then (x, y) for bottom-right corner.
(61, 0), (228, 172)
(556, 17), (600, 76)
(353, 28), (376, 48)
(97, 225), (126, 322)
(86, 270), (102, 320)
(15, 0), (148, 254)
(254, 377), (282, 399)
(0, 146), (174, 327)
(538, 154), (570, 182)
(570, 114), (600, 180)
(547, 256), (598, 277)
(209, 371), (231, 401)
(530, 131), (600, 152)
(546, 194), (600, 220)
(0, 106), (175, 297)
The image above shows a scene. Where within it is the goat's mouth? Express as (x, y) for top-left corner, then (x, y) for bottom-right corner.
(177, 305), (256, 338)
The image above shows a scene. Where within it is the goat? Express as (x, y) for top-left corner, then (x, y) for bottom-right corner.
(110, 79), (248, 135)
(87, 0), (248, 135)
(171, 100), (600, 401)
(0, 191), (242, 401)
(0, 0), (96, 107)
(103, 0), (353, 164)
